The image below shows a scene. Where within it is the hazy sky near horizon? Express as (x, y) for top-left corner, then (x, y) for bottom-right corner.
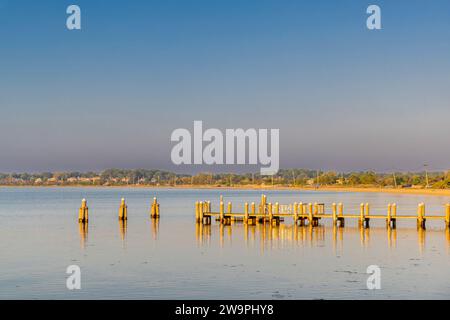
(1, 0), (450, 173)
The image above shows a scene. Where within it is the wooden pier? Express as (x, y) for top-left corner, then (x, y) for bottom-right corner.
(195, 195), (450, 230)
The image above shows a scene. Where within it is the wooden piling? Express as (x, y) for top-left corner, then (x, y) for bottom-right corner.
(293, 202), (298, 224)
(332, 203), (337, 225)
(118, 198), (127, 221)
(250, 202), (256, 224)
(150, 197), (160, 218)
(359, 203), (365, 226)
(195, 201), (199, 222)
(417, 203), (426, 229)
(308, 203), (313, 225)
(244, 202), (249, 224)
(365, 203), (370, 228)
(298, 202), (304, 226)
(268, 203), (273, 223)
(387, 203), (392, 228)
(274, 202), (279, 225)
(391, 203), (397, 228)
(338, 203), (344, 227)
(196, 201), (202, 223)
(78, 199), (89, 223)
(220, 201), (224, 223)
(260, 195), (266, 214)
(199, 201), (204, 223)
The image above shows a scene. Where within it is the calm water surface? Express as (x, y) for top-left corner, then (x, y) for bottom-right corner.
(0, 187), (449, 299)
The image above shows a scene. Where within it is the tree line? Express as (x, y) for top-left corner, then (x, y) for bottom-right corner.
(1, 168), (449, 189)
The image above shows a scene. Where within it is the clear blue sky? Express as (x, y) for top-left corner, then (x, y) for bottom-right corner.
(1, 0), (449, 173)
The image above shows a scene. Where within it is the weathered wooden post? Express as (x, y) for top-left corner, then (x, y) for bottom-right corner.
(364, 203), (370, 228)
(219, 201), (224, 223)
(274, 202), (279, 225)
(298, 202), (304, 226)
(199, 201), (204, 224)
(150, 197), (160, 218)
(338, 203), (344, 227)
(417, 203), (426, 229)
(332, 203), (337, 225)
(386, 203), (392, 228)
(251, 202), (256, 224)
(293, 202), (298, 225)
(308, 203), (313, 226)
(78, 199), (89, 223)
(268, 203), (273, 224)
(391, 203), (397, 228)
(195, 201), (200, 222)
(359, 203), (365, 227)
(118, 198), (127, 221)
(244, 202), (249, 224)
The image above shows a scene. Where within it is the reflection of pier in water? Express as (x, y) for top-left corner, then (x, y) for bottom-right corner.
(119, 219), (127, 245)
(151, 218), (160, 240)
(78, 222), (88, 248)
(194, 223), (450, 253)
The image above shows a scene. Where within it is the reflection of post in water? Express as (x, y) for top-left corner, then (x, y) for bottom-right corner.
(78, 222), (88, 248)
(195, 222), (211, 245)
(151, 218), (159, 240)
(387, 226), (397, 248)
(119, 219), (127, 242)
(418, 227), (425, 254)
(218, 224), (232, 246)
(227, 224), (232, 243)
(293, 224), (299, 243)
(196, 222), (201, 243)
(219, 223), (225, 248)
(310, 225), (325, 247)
(359, 226), (370, 248)
(332, 224), (344, 254)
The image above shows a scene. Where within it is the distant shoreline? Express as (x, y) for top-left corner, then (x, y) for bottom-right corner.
(1, 184), (450, 197)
